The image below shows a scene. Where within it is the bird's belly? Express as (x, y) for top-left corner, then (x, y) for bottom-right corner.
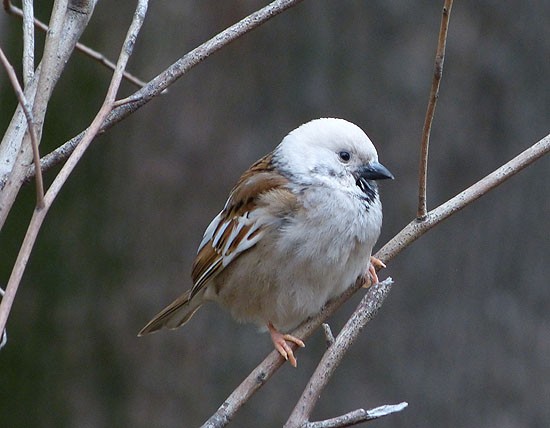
(209, 231), (372, 332)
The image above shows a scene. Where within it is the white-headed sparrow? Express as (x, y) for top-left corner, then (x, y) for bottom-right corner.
(139, 118), (393, 367)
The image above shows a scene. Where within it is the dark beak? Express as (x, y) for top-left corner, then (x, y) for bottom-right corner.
(358, 161), (394, 181)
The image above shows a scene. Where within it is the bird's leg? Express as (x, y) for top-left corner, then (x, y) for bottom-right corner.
(268, 322), (305, 368)
(364, 256), (386, 288)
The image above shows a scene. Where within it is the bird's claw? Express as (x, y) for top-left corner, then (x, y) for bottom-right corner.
(268, 323), (305, 368)
(364, 256), (386, 288)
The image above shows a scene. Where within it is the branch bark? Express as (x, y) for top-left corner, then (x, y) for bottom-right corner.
(21, 0), (34, 86)
(0, 47), (43, 207)
(302, 402), (408, 428)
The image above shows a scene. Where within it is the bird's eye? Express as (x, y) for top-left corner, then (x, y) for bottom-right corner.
(338, 151), (351, 162)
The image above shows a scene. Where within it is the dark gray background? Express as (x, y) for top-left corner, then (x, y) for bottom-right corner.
(1, 1), (549, 427)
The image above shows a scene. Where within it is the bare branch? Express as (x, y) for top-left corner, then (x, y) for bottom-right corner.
(24, 0), (307, 181)
(0, 0), (148, 341)
(322, 323), (335, 348)
(73, 38), (147, 88)
(302, 402), (408, 428)
(0, 47), (44, 207)
(0, 0), (96, 229)
(417, 0), (453, 219)
(285, 279), (393, 428)
(3, 0), (146, 88)
(21, 0), (34, 86)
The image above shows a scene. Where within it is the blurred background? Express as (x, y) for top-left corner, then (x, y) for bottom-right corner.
(1, 1), (549, 427)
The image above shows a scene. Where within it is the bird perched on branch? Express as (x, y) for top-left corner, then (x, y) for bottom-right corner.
(139, 118), (393, 367)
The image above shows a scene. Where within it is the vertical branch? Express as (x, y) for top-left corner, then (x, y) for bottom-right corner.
(21, 0), (35, 86)
(31, 0), (68, 124)
(0, 48), (44, 207)
(0, 0), (148, 347)
(417, 0), (453, 219)
(0, 0), (96, 230)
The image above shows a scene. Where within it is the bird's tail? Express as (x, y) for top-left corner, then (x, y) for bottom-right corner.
(138, 289), (203, 336)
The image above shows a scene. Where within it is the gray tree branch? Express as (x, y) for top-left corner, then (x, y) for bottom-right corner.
(302, 403), (409, 428)
(0, 0), (97, 229)
(285, 279), (395, 428)
(0, 46), (43, 206)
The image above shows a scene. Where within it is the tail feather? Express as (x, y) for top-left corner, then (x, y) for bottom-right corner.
(138, 289), (203, 336)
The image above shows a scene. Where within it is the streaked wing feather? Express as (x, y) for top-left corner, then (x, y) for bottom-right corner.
(190, 153), (291, 297)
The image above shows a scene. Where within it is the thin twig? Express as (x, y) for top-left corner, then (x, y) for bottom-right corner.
(0, 46), (44, 207)
(75, 40), (147, 87)
(21, 0), (34, 86)
(322, 323), (335, 348)
(417, 0), (453, 219)
(0, 0), (149, 341)
(3, 0), (146, 88)
(285, 279), (394, 427)
(24, 0), (307, 181)
(202, 132), (549, 426)
(303, 402), (408, 428)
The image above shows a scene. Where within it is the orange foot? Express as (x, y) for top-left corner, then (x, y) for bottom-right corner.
(364, 256), (386, 288)
(268, 322), (305, 368)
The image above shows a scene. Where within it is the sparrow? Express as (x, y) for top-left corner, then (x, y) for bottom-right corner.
(139, 118), (393, 367)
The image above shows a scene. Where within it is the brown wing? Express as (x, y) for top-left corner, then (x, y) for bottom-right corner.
(190, 153), (295, 297)
(139, 153), (298, 335)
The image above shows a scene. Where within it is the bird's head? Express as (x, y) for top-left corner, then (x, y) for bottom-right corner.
(274, 118), (393, 198)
